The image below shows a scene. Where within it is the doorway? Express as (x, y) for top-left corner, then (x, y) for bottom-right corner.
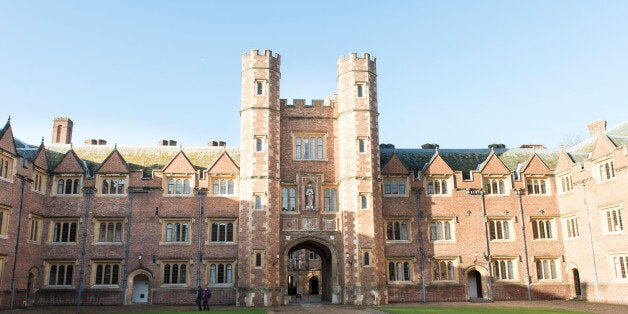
(132, 274), (150, 303)
(309, 276), (319, 295)
(572, 269), (581, 297)
(467, 270), (483, 299)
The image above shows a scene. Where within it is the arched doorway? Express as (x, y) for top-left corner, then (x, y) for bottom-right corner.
(285, 238), (336, 303)
(572, 269), (581, 297)
(467, 270), (483, 299)
(26, 268), (38, 304)
(309, 276), (319, 295)
(131, 274), (150, 303)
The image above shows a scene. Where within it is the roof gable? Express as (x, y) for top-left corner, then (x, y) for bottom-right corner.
(590, 135), (617, 160)
(381, 153), (409, 175)
(479, 152), (510, 175)
(423, 152), (454, 175)
(33, 142), (49, 170)
(0, 119), (17, 156)
(555, 149), (575, 173)
(96, 149), (130, 173)
(163, 151), (196, 174)
(521, 154), (551, 175)
(52, 149), (87, 174)
(207, 152), (239, 174)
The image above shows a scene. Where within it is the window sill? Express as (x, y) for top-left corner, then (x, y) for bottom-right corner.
(386, 281), (415, 285)
(385, 240), (412, 243)
(159, 242), (191, 246)
(207, 241), (237, 245)
(49, 242), (77, 245)
(91, 284), (121, 289)
(94, 242), (124, 246)
(160, 284), (189, 288)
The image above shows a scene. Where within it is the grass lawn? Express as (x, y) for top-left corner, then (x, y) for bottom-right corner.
(134, 310), (266, 314)
(375, 307), (586, 314)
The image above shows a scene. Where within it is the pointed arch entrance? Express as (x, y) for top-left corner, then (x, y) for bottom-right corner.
(467, 269), (483, 299)
(572, 268), (581, 297)
(284, 237), (337, 303)
(126, 269), (152, 304)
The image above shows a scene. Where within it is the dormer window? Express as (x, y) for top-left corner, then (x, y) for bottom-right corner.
(596, 159), (616, 183)
(101, 176), (126, 195)
(211, 177), (236, 196)
(484, 177), (508, 195)
(167, 177), (192, 195)
(33, 169), (47, 193)
(384, 177), (407, 196)
(55, 176), (82, 195)
(426, 176), (451, 196)
(0, 153), (13, 181)
(526, 177), (550, 195)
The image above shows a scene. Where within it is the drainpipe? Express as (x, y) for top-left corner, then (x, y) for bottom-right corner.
(413, 188), (426, 302)
(469, 189), (493, 301)
(581, 182), (600, 302)
(10, 175), (29, 312)
(515, 188), (532, 301)
(76, 187), (94, 310)
(122, 188), (147, 305)
(196, 189), (206, 288)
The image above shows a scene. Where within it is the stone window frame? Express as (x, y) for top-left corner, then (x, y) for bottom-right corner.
(361, 249), (373, 267)
(357, 137), (368, 154)
(487, 218), (515, 242)
(601, 204), (624, 235)
(428, 217), (456, 242)
(210, 176), (237, 196)
(432, 257), (457, 282)
(208, 260), (236, 286)
(384, 176), (408, 197)
(355, 81), (368, 98)
(28, 214), (43, 243)
(163, 174), (194, 197)
(534, 257), (560, 281)
(609, 253), (628, 281)
(94, 218), (125, 244)
(33, 168), (47, 194)
(0, 152), (14, 182)
(253, 193), (264, 211)
(425, 175), (452, 196)
(530, 217), (556, 240)
(322, 186), (338, 212)
(90, 260), (122, 287)
(0, 256), (5, 285)
(557, 173), (573, 195)
(254, 250), (264, 269)
(54, 175), (83, 196)
(159, 219), (192, 245)
(594, 158), (616, 184)
(44, 260), (76, 288)
(491, 257), (517, 281)
(483, 176), (509, 196)
(281, 186), (297, 212)
(387, 259), (413, 283)
(360, 193), (370, 210)
(254, 134), (266, 153)
(292, 132), (327, 161)
(208, 219), (237, 244)
(0, 205), (10, 238)
(562, 215), (580, 240)
(49, 219), (79, 244)
(254, 79), (267, 96)
(160, 260), (189, 286)
(526, 176), (551, 195)
(97, 174), (127, 196)
(385, 219), (411, 242)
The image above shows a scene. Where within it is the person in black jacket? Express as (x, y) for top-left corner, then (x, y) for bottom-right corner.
(203, 287), (211, 310)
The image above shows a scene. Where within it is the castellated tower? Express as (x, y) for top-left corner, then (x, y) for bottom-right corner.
(238, 49), (282, 306)
(336, 53), (385, 304)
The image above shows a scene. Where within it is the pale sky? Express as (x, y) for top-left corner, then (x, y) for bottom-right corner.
(2, 1), (627, 149)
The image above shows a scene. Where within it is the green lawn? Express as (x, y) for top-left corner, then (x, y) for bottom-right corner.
(135, 310), (266, 314)
(375, 307), (586, 314)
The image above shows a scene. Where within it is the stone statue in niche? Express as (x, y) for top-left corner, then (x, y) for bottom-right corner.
(305, 184), (315, 209)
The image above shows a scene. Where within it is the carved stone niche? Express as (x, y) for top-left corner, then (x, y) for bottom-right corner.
(297, 174), (323, 211)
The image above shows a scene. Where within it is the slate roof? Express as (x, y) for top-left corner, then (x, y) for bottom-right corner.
(567, 121), (628, 162)
(44, 145), (241, 173)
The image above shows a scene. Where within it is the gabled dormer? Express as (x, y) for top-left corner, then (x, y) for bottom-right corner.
(590, 135), (618, 184)
(32, 140), (49, 194)
(162, 151), (196, 196)
(95, 148), (130, 196)
(381, 153), (409, 197)
(51, 149), (87, 196)
(423, 151), (454, 196)
(207, 152), (239, 197)
(479, 151), (511, 195)
(555, 148), (575, 195)
(0, 118), (17, 182)
(521, 154), (552, 196)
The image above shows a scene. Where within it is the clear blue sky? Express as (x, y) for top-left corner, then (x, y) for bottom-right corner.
(2, 1), (627, 149)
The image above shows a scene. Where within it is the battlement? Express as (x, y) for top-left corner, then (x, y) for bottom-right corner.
(338, 52), (376, 62)
(242, 49), (281, 62)
(280, 95), (337, 108)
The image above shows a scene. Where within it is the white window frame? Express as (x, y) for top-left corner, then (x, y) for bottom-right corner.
(562, 215), (580, 240)
(601, 205), (624, 235)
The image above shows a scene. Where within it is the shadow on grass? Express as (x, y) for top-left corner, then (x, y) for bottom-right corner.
(374, 307), (587, 314)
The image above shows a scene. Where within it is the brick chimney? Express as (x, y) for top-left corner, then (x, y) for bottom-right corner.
(587, 119), (607, 136)
(52, 117), (73, 144)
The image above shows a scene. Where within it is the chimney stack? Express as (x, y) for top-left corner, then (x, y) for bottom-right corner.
(587, 119), (607, 136)
(52, 117), (73, 144)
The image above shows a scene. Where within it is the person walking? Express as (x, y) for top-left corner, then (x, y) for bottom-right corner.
(203, 287), (211, 310)
(195, 286), (203, 311)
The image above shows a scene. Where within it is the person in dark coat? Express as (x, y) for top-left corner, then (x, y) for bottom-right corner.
(195, 286), (203, 311)
(203, 287), (211, 310)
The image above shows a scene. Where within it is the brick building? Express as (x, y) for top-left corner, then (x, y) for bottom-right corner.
(0, 50), (626, 309)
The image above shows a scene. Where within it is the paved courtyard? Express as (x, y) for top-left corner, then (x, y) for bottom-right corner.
(1, 300), (627, 314)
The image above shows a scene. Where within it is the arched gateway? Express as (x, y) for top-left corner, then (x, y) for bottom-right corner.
(284, 238), (338, 303)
